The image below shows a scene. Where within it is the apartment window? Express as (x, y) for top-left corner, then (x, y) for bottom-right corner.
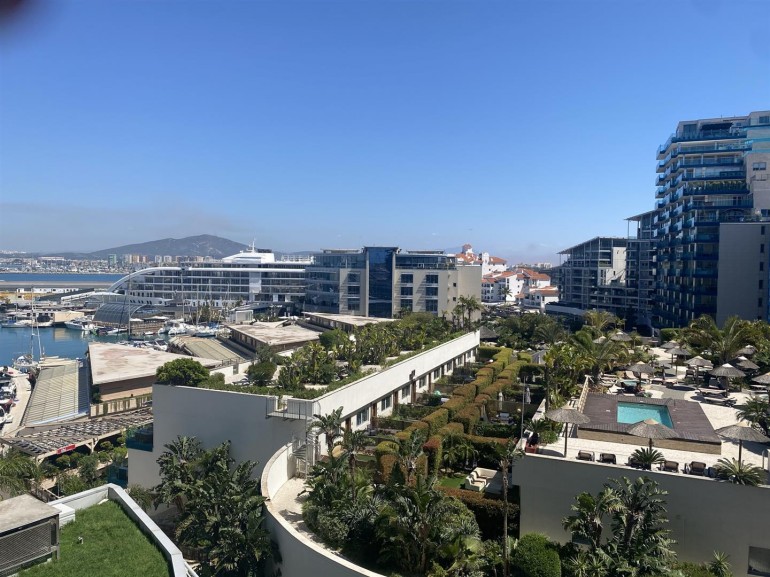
(433, 369), (441, 379)
(400, 286), (413, 296)
(348, 285), (360, 295)
(762, 244), (765, 254)
(401, 385), (410, 399)
(754, 162), (768, 171)
(760, 298), (764, 308)
(380, 397), (392, 411)
(426, 299), (438, 312)
(761, 280), (764, 290)
(425, 286), (438, 297)
(426, 274), (439, 284)
(761, 262), (765, 272)
(348, 273), (360, 283)
(400, 298), (413, 310)
(759, 116), (770, 124)
(356, 408), (369, 426)
(400, 274), (413, 284)
(763, 226), (767, 235)
(418, 377), (426, 388)
(347, 298), (360, 311)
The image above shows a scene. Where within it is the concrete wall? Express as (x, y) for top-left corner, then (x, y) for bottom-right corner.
(717, 222), (769, 325)
(516, 453), (770, 576)
(261, 443), (385, 577)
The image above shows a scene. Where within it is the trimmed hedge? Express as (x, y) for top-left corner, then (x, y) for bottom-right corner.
(478, 346), (502, 361)
(421, 408), (449, 434)
(452, 383), (478, 400)
(438, 487), (519, 540)
(423, 435), (443, 475)
(454, 404), (481, 434)
(438, 422), (464, 437)
(395, 421), (429, 442)
(442, 396), (470, 418)
(511, 533), (561, 577)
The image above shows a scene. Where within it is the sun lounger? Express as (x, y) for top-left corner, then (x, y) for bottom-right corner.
(577, 450), (595, 462)
(660, 460), (679, 473)
(627, 455), (643, 469)
(599, 453), (616, 464)
(464, 470), (486, 491)
(686, 461), (707, 476)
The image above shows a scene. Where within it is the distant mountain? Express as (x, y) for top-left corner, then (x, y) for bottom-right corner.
(86, 235), (250, 259)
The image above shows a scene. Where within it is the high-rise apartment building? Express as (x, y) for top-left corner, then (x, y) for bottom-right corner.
(653, 111), (770, 326)
(304, 247), (482, 318)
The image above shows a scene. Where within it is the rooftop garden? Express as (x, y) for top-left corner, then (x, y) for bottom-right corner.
(159, 312), (468, 399)
(21, 501), (170, 577)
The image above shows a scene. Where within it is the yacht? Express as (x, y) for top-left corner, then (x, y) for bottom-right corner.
(106, 244), (312, 310)
(12, 354), (37, 373)
(64, 317), (95, 332)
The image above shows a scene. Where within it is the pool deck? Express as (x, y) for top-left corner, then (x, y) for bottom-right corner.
(579, 393), (722, 452)
(536, 371), (768, 471)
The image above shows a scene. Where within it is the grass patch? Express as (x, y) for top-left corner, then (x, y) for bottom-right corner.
(22, 501), (170, 577)
(438, 475), (466, 490)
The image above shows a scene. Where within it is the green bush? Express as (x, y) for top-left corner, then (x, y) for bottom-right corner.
(452, 383), (478, 400)
(438, 487), (518, 540)
(315, 510), (349, 549)
(465, 434), (508, 466)
(675, 562), (717, 577)
(421, 408), (449, 434)
(247, 360), (277, 385)
(479, 346), (502, 361)
(660, 328), (679, 343)
(511, 533), (561, 577)
(454, 404), (481, 434)
(438, 422), (465, 437)
(475, 422), (517, 439)
(442, 396), (470, 417)
(423, 435), (443, 475)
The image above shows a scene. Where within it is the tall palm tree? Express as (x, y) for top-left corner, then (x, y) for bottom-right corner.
(309, 407), (344, 456)
(154, 435), (203, 512)
(341, 429), (369, 499)
(685, 315), (753, 365)
(737, 397), (770, 436)
(583, 310), (620, 336)
(495, 438), (523, 577)
(458, 295), (482, 329)
(0, 449), (35, 499)
(570, 329), (624, 383)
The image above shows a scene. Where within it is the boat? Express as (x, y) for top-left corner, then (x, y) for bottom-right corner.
(166, 321), (192, 336)
(64, 317), (95, 332)
(106, 243), (312, 309)
(12, 354), (37, 373)
(193, 325), (218, 338)
(4, 319), (34, 328)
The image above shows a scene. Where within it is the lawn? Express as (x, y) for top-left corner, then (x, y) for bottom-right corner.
(438, 474), (466, 490)
(22, 501), (171, 577)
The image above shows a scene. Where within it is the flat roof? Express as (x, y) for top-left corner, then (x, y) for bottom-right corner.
(23, 361), (89, 427)
(168, 336), (247, 363)
(303, 312), (394, 328)
(89, 342), (219, 385)
(228, 323), (320, 347)
(0, 494), (59, 534)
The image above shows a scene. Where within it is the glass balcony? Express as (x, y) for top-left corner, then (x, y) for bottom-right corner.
(681, 171), (745, 182)
(126, 424), (154, 452)
(671, 128), (747, 143)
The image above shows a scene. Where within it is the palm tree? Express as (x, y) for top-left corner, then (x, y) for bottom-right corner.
(713, 458), (765, 486)
(563, 487), (622, 550)
(154, 435), (203, 512)
(570, 329), (624, 383)
(458, 295), (482, 329)
(397, 430), (426, 485)
(309, 407), (344, 456)
(0, 449), (35, 498)
(495, 438), (523, 577)
(737, 397), (770, 436)
(533, 316), (565, 345)
(684, 315), (753, 365)
(583, 309), (620, 336)
(341, 429), (369, 499)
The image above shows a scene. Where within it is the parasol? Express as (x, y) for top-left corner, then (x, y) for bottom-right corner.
(716, 422), (770, 462)
(627, 418), (678, 450)
(544, 407), (591, 458)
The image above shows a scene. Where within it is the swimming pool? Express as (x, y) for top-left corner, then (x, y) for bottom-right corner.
(617, 402), (673, 428)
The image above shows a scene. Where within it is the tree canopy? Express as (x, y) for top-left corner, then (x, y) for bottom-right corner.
(155, 358), (210, 387)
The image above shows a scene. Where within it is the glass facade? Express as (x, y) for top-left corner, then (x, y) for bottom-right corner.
(367, 247), (397, 318)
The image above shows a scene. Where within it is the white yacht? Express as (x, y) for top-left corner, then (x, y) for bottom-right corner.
(107, 245), (312, 309)
(64, 317), (95, 332)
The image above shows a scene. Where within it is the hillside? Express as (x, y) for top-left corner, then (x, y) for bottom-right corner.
(87, 235), (249, 259)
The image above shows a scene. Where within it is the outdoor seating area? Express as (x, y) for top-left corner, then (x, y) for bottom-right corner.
(463, 467), (500, 493)
(576, 450), (595, 462)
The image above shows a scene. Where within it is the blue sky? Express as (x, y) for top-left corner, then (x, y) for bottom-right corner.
(1, 0), (768, 263)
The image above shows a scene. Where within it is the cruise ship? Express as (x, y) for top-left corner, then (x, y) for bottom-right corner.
(107, 246), (313, 309)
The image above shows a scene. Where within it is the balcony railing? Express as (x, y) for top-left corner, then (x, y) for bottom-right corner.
(671, 128), (747, 144)
(126, 425), (154, 452)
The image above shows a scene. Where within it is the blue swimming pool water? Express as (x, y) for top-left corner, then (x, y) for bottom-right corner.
(617, 403), (673, 428)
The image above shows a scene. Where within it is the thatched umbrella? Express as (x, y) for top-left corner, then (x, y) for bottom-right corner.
(751, 372), (770, 385)
(686, 355), (712, 385)
(628, 361), (655, 387)
(661, 341), (680, 350)
(668, 346), (690, 358)
(544, 407), (591, 458)
(611, 331), (632, 343)
(736, 357), (759, 371)
(627, 418), (678, 450)
(710, 363), (745, 390)
(716, 422), (770, 462)
(710, 363), (745, 378)
(736, 345), (757, 356)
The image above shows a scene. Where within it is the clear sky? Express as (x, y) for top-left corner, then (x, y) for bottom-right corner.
(1, 0), (768, 264)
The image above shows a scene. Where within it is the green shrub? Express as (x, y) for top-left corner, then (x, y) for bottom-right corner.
(674, 562), (717, 577)
(511, 533), (561, 577)
(479, 346), (502, 361)
(315, 510), (349, 549)
(442, 396), (470, 417)
(517, 352), (533, 362)
(475, 422), (517, 439)
(452, 383), (478, 400)
(454, 404), (481, 433)
(423, 435), (443, 475)
(421, 408), (449, 434)
(438, 487), (518, 540)
(660, 328), (679, 343)
(438, 422), (465, 437)
(466, 434), (507, 467)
